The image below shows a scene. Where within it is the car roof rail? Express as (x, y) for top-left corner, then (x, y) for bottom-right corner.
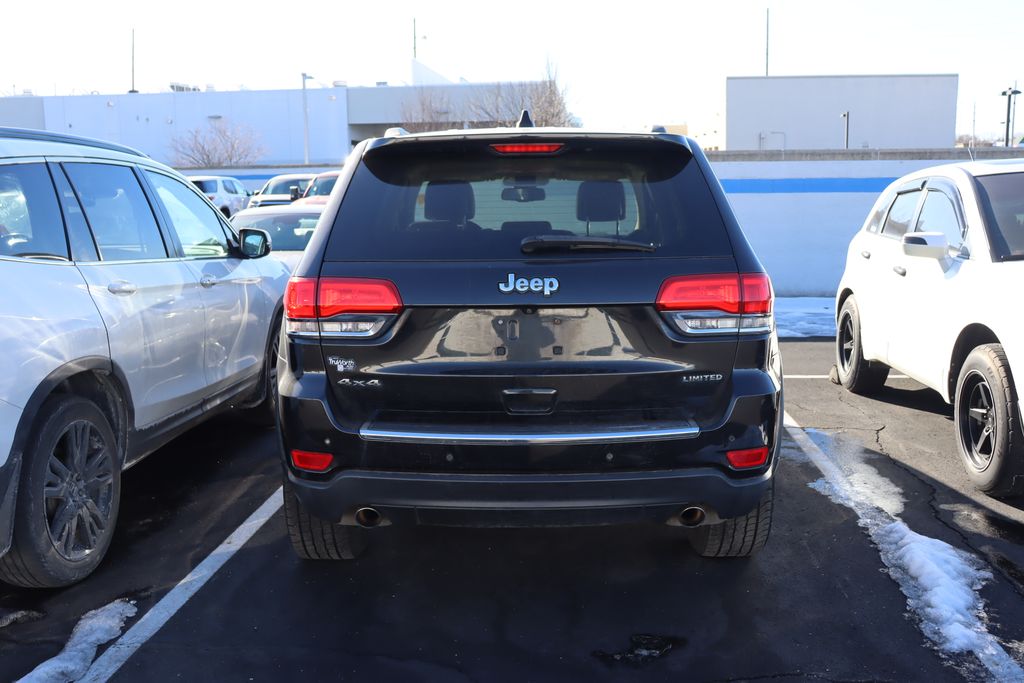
(384, 127), (410, 137)
(0, 127), (149, 158)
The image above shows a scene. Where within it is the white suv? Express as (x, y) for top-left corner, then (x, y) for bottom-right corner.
(187, 175), (249, 217)
(836, 160), (1024, 496)
(0, 128), (290, 587)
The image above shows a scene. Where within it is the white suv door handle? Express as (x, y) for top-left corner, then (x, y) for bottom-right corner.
(860, 250), (871, 259)
(893, 265), (907, 277)
(200, 275), (216, 288)
(107, 281), (137, 295)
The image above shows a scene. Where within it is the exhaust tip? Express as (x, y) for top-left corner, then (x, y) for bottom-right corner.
(679, 506), (706, 527)
(354, 507), (382, 528)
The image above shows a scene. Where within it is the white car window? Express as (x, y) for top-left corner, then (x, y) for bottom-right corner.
(881, 191), (920, 239)
(916, 190), (962, 249)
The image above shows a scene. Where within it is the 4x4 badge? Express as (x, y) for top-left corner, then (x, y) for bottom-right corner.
(337, 378), (381, 388)
(498, 273), (559, 297)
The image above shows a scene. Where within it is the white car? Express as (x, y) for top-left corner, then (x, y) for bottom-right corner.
(187, 175), (249, 217)
(230, 205), (323, 272)
(247, 173), (315, 209)
(835, 160), (1024, 496)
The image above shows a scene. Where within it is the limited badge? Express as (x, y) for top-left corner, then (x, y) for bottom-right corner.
(680, 373), (724, 384)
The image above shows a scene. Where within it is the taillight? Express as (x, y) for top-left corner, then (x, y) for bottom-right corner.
(490, 143), (564, 154)
(656, 273), (773, 335)
(726, 446), (769, 469)
(290, 449), (333, 472)
(284, 277), (403, 338)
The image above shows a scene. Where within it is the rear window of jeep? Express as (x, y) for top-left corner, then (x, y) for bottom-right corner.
(325, 141), (732, 261)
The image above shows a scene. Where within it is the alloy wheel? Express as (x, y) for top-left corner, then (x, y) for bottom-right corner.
(43, 419), (115, 561)
(838, 312), (855, 372)
(959, 370), (996, 471)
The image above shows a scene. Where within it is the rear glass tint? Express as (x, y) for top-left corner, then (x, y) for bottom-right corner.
(974, 172), (1024, 259)
(325, 141), (731, 260)
(191, 179), (217, 193)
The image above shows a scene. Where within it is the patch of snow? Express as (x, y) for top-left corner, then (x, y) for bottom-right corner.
(774, 297), (835, 339)
(17, 599), (137, 683)
(786, 417), (1024, 681)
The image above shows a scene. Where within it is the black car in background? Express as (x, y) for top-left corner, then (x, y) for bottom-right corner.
(276, 120), (783, 561)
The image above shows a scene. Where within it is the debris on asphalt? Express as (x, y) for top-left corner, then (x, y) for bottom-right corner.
(593, 633), (686, 667)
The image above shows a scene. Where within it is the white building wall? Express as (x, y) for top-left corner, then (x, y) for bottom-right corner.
(712, 158), (965, 296)
(38, 88), (350, 166)
(726, 75), (958, 151)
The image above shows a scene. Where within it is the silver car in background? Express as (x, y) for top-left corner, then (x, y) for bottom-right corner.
(0, 128), (290, 587)
(230, 204), (324, 272)
(246, 173), (315, 209)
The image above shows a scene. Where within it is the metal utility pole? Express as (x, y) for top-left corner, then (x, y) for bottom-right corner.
(765, 8), (769, 76)
(413, 18), (417, 59)
(1002, 86), (1020, 147)
(841, 111), (849, 149)
(302, 72), (314, 164)
(129, 29), (138, 93)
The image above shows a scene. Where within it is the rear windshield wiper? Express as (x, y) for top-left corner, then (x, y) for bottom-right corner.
(520, 235), (655, 254)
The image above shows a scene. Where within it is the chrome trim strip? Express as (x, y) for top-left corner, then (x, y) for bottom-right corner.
(359, 423), (700, 446)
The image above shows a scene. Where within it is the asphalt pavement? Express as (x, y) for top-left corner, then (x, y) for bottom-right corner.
(3, 341), (1024, 682)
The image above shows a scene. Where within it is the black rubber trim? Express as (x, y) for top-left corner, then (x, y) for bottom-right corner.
(287, 462), (774, 528)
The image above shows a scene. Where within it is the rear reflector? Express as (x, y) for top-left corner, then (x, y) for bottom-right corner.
(726, 446), (769, 469)
(490, 143), (564, 154)
(290, 449), (334, 472)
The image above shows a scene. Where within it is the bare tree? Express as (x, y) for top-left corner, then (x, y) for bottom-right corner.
(955, 133), (996, 148)
(170, 120), (265, 167)
(399, 89), (464, 133)
(466, 63), (581, 128)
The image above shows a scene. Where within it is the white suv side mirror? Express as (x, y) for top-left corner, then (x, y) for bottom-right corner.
(902, 231), (949, 259)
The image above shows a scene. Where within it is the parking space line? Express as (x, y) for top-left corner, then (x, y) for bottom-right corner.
(783, 374), (908, 379)
(78, 488), (283, 683)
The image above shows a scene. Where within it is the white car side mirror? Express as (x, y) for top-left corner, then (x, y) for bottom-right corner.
(902, 231), (949, 259)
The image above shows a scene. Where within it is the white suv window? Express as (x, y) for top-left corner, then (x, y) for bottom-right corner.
(147, 171), (230, 258)
(916, 190), (963, 250)
(881, 191), (920, 239)
(64, 163), (167, 262)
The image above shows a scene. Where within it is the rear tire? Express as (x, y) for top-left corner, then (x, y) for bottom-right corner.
(836, 296), (889, 395)
(0, 396), (121, 587)
(954, 344), (1024, 497)
(240, 320), (281, 427)
(283, 477), (366, 560)
(688, 484), (773, 558)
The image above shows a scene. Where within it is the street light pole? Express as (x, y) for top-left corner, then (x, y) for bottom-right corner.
(1004, 86), (1021, 147)
(841, 111), (849, 149)
(302, 72), (314, 164)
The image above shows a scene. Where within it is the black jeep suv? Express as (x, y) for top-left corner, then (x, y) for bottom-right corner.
(277, 123), (783, 560)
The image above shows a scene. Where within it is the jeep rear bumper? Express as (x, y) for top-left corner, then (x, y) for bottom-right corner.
(286, 461), (775, 528)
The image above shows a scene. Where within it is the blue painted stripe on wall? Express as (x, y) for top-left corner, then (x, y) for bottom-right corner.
(720, 177), (896, 194)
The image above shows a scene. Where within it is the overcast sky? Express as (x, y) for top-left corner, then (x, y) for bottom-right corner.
(4, 0), (1022, 142)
